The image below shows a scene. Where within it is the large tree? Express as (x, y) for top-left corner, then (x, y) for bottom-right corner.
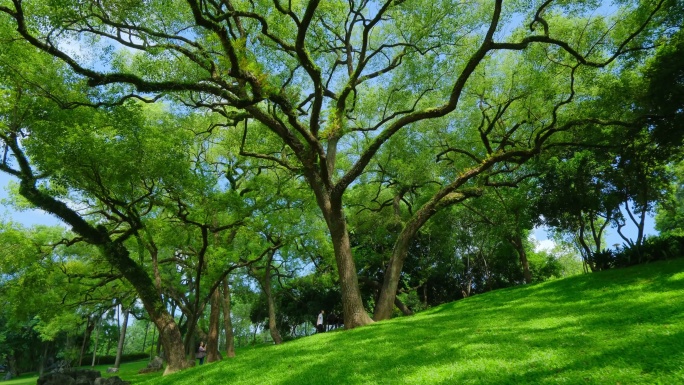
(0, 38), (196, 372)
(0, 0), (670, 326)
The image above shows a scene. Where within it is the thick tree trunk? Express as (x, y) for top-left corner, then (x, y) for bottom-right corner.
(221, 279), (236, 358)
(155, 313), (188, 374)
(327, 209), (374, 328)
(304, 168), (372, 329)
(112, 268), (188, 374)
(114, 308), (129, 369)
(16, 167), (191, 375)
(374, 209), (431, 320)
(206, 288), (221, 362)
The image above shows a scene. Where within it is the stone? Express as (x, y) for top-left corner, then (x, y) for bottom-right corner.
(137, 356), (164, 374)
(47, 360), (70, 373)
(37, 369), (102, 385)
(37, 373), (76, 385)
(149, 356), (163, 370)
(106, 367), (119, 373)
(74, 370), (101, 380)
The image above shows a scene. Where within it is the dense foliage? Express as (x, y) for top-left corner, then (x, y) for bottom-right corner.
(0, 0), (682, 377)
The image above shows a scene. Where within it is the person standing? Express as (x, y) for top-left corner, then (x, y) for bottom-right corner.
(197, 342), (206, 365)
(316, 310), (325, 333)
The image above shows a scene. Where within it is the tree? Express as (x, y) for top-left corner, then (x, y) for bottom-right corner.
(0, 0), (671, 327)
(0, 38), (194, 371)
(0, 221), (130, 375)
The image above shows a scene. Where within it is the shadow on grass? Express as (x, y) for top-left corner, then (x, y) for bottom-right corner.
(140, 258), (684, 385)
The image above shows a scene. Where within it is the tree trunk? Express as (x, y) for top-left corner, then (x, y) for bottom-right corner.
(422, 284), (428, 306)
(510, 234), (532, 284)
(39, 342), (49, 376)
(8, 354), (17, 377)
(16, 170), (191, 375)
(156, 329), (162, 356)
(374, 207), (433, 321)
(325, 203), (374, 328)
(394, 297), (413, 316)
(221, 279), (236, 358)
(206, 288), (221, 362)
(261, 255), (283, 345)
(182, 313), (197, 358)
(149, 325), (156, 359)
(577, 223), (598, 272)
(266, 292), (282, 344)
(114, 308), (129, 369)
(79, 316), (95, 367)
(305, 170), (372, 329)
(91, 316), (101, 367)
(142, 320), (149, 354)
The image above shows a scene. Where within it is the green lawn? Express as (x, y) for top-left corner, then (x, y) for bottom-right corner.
(3, 360), (162, 385)
(139, 258), (684, 385)
(9, 258), (684, 385)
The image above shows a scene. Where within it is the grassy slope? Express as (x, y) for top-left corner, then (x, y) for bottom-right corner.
(10, 258), (683, 385)
(139, 258), (684, 385)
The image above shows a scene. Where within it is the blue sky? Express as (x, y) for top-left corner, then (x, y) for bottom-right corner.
(0, 173), (62, 227)
(0, 168), (658, 250)
(533, 214), (657, 252)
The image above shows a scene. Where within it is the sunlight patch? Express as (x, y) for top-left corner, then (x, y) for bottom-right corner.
(669, 272), (684, 282)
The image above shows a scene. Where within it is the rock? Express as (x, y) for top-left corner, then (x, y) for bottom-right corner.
(72, 370), (101, 383)
(37, 369), (101, 385)
(149, 356), (163, 370)
(47, 360), (70, 373)
(106, 367), (119, 373)
(37, 373), (76, 385)
(137, 356), (164, 374)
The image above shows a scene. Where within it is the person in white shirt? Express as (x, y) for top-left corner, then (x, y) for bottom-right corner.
(316, 310), (325, 333)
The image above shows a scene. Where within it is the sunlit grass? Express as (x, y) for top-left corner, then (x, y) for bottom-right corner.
(8, 259), (684, 384)
(138, 258), (684, 385)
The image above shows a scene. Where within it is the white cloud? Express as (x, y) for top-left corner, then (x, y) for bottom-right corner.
(535, 239), (555, 252)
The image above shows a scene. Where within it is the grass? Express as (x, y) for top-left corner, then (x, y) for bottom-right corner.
(138, 258), (684, 385)
(9, 259), (684, 384)
(3, 360), (161, 385)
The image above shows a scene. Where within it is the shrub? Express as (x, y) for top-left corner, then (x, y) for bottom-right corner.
(594, 235), (684, 270)
(91, 353), (150, 366)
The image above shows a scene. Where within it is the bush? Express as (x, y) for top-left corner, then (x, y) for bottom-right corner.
(90, 353), (150, 366)
(592, 235), (684, 270)
(588, 249), (617, 271)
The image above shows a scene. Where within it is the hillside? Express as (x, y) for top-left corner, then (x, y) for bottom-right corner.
(141, 259), (684, 385)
